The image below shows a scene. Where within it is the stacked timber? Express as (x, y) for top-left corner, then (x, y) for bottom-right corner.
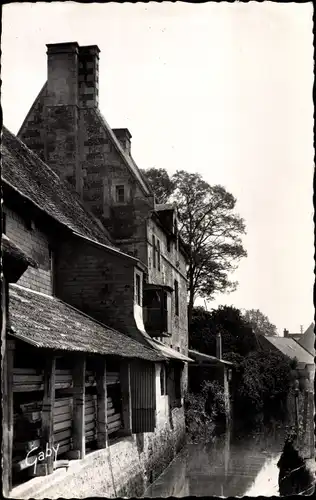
(107, 396), (122, 436)
(53, 398), (73, 456)
(13, 400), (43, 472)
(85, 370), (96, 388)
(85, 394), (97, 442)
(55, 369), (72, 390)
(13, 368), (44, 392)
(106, 371), (120, 386)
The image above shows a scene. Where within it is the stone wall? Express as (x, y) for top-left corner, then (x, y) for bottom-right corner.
(146, 218), (188, 355)
(55, 236), (149, 346)
(4, 207), (53, 295)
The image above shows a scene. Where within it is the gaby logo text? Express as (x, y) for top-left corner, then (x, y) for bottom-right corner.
(26, 443), (59, 474)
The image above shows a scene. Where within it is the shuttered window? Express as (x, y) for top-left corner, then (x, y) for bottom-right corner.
(130, 360), (156, 433)
(157, 239), (161, 271)
(152, 235), (156, 268)
(174, 279), (179, 316)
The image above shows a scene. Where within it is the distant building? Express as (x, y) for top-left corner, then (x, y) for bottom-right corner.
(296, 322), (315, 357)
(258, 335), (314, 385)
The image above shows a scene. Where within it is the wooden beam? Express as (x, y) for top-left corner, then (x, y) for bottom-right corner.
(120, 361), (132, 435)
(40, 355), (56, 475)
(2, 337), (15, 496)
(72, 354), (86, 459)
(96, 358), (108, 449)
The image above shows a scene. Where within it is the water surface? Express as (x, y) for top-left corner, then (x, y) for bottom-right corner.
(144, 425), (286, 497)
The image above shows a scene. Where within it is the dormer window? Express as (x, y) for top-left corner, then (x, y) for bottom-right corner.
(135, 270), (142, 306)
(115, 185), (125, 203)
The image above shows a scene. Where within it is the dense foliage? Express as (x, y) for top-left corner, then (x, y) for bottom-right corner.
(141, 168), (247, 324)
(190, 305), (258, 357)
(184, 380), (227, 443)
(243, 308), (278, 336)
(232, 351), (293, 424)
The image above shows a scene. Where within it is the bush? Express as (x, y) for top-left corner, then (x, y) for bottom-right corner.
(184, 380), (227, 443)
(231, 350), (292, 424)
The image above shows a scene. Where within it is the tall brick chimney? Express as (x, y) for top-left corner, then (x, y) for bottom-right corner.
(284, 328), (289, 338)
(78, 45), (100, 108)
(46, 42), (80, 191)
(44, 42), (101, 194)
(113, 128), (132, 155)
(46, 42), (79, 106)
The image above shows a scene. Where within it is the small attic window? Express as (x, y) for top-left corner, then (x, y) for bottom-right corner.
(115, 185), (125, 203)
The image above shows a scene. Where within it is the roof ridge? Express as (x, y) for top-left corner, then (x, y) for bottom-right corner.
(93, 108), (152, 197)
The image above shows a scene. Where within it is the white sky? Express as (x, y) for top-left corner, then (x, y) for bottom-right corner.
(2, 2), (314, 335)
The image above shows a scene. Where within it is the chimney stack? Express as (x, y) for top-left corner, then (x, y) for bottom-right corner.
(46, 42), (79, 106)
(216, 331), (222, 360)
(113, 128), (132, 155)
(78, 45), (100, 108)
(284, 328), (289, 338)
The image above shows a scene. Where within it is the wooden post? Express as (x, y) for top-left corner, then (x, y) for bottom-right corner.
(2, 338), (15, 495)
(39, 355), (56, 475)
(72, 354), (86, 459)
(96, 358), (108, 449)
(120, 360), (132, 436)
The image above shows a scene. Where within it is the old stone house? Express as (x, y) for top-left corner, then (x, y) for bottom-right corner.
(1, 44), (191, 499)
(19, 41), (189, 376)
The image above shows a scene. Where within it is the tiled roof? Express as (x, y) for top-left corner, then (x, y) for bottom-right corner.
(9, 284), (163, 362)
(261, 335), (314, 365)
(148, 339), (193, 363)
(2, 234), (38, 268)
(297, 322), (315, 356)
(188, 349), (233, 366)
(2, 126), (114, 247)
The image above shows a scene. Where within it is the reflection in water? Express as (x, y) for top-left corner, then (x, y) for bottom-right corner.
(144, 425), (286, 498)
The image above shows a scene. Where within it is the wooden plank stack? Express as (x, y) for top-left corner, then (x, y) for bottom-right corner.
(85, 394), (97, 442)
(107, 396), (122, 436)
(13, 400), (43, 472)
(13, 368), (44, 392)
(85, 370), (96, 388)
(53, 398), (73, 456)
(55, 369), (72, 390)
(106, 371), (120, 386)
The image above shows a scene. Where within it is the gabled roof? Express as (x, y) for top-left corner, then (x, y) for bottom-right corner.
(9, 284), (163, 362)
(2, 126), (114, 248)
(95, 108), (152, 196)
(259, 335), (314, 366)
(297, 322), (315, 356)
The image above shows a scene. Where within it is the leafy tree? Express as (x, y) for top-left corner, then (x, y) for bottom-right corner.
(190, 305), (258, 357)
(243, 308), (277, 337)
(233, 351), (293, 424)
(140, 167), (175, 204)
(142, 168), (247, 325)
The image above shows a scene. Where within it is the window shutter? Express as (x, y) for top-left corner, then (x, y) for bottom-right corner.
(130, 360), (156, 433)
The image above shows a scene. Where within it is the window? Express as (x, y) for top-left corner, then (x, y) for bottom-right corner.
(135, 273), (141, 305)
(166, 238), (171, 252)
(152, 235), (156, 268)
(157, 239), (161, 271)
(160, 365), (166, 396)
(115, 185), (125, 203)
(174, 279), (179, 316)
